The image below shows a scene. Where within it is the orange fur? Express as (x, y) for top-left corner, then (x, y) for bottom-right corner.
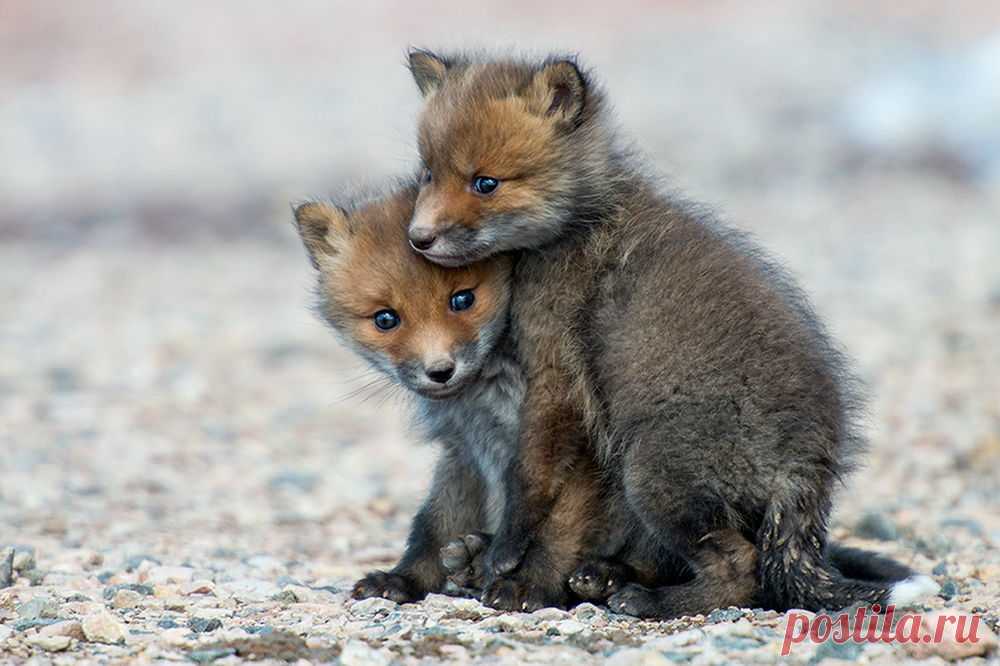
(298, 187), (511, 369)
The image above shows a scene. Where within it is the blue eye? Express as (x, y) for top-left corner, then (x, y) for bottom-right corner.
(450, 290), (475, 312)
(472, 176), (499, 195)
(373, 309), (400, 330)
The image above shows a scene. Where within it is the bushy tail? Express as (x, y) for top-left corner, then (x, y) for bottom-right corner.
(826, 543), (912, 582)
(758, 500), (938, 612)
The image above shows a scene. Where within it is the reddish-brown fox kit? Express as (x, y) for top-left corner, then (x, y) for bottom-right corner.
(293, 181), (520, 602)
(403, 49), (936, 617)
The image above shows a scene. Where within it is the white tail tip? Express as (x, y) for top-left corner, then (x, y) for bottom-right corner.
(888, 575), (940, 606)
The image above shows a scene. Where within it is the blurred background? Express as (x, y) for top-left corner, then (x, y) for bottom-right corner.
(2, 0), (999, 619)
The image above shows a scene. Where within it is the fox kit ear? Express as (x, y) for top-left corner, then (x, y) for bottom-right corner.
(293, 201), (350, 269)
(408, 48), (448, 96)
(528, 60), (587, 127)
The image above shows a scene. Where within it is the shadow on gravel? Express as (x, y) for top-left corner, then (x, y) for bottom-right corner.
(191, 631), (340, 663)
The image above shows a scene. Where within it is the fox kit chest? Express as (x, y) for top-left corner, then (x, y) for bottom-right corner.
(419, 351), (524, 531)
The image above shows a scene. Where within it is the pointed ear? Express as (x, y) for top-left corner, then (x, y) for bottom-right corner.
(408, 48), (448, 96)
(527, 60), (587, 127)
(293, 201), (350, 269)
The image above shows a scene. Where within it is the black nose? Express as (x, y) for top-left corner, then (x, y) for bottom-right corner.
(409, 228), (437, 251)
(425, 362), (455, 384)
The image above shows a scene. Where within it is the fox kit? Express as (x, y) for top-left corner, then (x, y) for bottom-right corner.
(294, 179), (644, 606)
(294, 180), (521, 601)
(404, 50), (937, 617)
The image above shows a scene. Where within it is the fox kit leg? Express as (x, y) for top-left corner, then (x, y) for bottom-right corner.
(608, 529), (758, 618)
(481, 451), (600, 611)
(485, 367), (590, 571)
(602, 418), (762, 619)
(352, 449), (485, 603)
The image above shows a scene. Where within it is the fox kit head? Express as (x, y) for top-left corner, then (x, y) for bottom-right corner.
(294, 182), (512, 400)
(406, 49), (615, 267)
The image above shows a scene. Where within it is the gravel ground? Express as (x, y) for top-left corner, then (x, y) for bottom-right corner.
(2, 2), (999, 664)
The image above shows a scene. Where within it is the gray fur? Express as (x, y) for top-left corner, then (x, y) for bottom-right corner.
(407, 51), (926, 615)
(415, 336), (525, 533)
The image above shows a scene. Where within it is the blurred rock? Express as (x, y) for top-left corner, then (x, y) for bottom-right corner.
(189, 617), (223, 633)
(16, 596), (59, 620)
(0, 547), (13, 588)
(855, 511), (898, 541)
(82, 609), (127, 644)
(103, 583), (154, 600)
(112, 589), (142, 609)
(28, 634), (72, 652)
(39, 620), (86, 641)
(13, 550), (36, 573)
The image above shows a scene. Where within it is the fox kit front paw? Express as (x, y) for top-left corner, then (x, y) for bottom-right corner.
(568, 559), (631, 601)
(440, 532), (491, 590)
(484, 530), (532, 577)
(351, 571), (422, 604)
(482, 572), (567, 612)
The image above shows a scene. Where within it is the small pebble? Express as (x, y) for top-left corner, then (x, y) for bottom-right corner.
(103, 583), (154, 600)
(854, 511), (898, 541)
(0, 547), (13, 588)
(707, 607), (746, 623)
(13, 550), (36, 573)
(16, 596), (59, 620)
(28, 634), (72, 652)
(13, 618), (60, 632)
(39, 620), (85, 641)
(187, 648), (236, 663)
(181, 580), (215, 596)
(113, 589), (143, 609)
(939, 579), (960, 600)
(531, 607), (571, 622)
(82, 608), (127, 644)
(349, 596), (396, 617)
(340, 640), (391, 666)
(554, 619), (587, 635)
(189, 617), (223, 633)
(124, 554), (162, 572)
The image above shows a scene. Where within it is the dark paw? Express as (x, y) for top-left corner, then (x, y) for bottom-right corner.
(607, 583), (662, 618)
(568, 559), (627, 601)
(482, 576), (560, 612)
(440, 532), (490, 589)
(351, 571), (420, 604)
(485, 533), (531, 577)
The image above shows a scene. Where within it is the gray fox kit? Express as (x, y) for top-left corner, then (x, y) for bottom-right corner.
(403, 49), (937, 617)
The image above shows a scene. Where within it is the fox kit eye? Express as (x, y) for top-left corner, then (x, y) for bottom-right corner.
(471, 176), (499, 195)
(373, 309), (400, 331)
(449, 290), (476, 312)
(421, 168), (432, 184)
